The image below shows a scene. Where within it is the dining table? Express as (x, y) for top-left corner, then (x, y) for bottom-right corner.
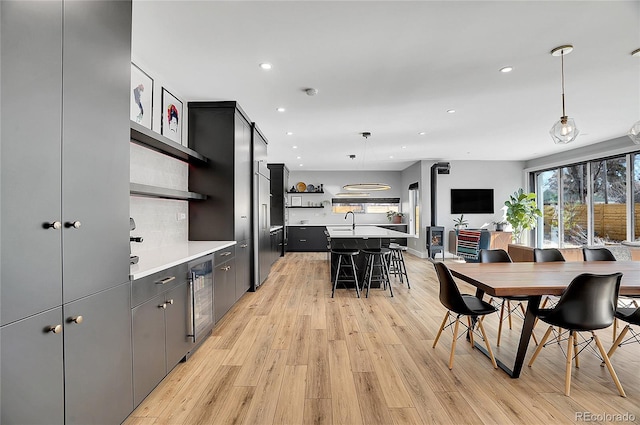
(446, 260), (640, 378)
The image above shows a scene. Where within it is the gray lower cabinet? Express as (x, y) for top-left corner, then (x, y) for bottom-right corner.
(63, 283), (133, 425)
(0, 283), (133, 425)
(236, 239), (251, 300)
(1, 308), (65, 425)
(132, 271), (192, 407)
(214, 247), (237, 323)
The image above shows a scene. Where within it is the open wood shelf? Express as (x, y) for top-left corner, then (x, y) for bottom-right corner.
(286, 206), (325, 209)
(130, 121), (208, 165)
(130, 183), (207, 201)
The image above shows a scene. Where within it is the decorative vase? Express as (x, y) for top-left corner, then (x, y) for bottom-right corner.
(393, 215), (402, 224)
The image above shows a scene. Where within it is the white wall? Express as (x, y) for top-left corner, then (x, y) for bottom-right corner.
(432, 160), (525, 254)
(287, 170), (403, 226)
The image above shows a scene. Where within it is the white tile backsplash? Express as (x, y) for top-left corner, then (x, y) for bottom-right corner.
(130, 142), (189, 252)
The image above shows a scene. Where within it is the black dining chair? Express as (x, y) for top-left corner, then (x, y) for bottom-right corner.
(432, 261), (498, 370)
(607, 305), (640, 360)
(583, 247), (617, 261)
(527, 272), (626, 397)
(479, 249), (538, 346)
(533, 248), (566, 311)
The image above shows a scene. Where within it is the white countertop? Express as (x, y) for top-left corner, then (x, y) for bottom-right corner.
(130, 240), (236, 280)
(326, 225), (416, 239)
(270, 225), (284, 231)
(288, 223), (408, 227)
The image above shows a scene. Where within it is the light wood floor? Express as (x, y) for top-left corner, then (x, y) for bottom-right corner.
(124, 252), (640, 425)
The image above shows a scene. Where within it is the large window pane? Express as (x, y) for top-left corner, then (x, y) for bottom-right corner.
(634, 154), (640, 241)
(592, 157), (627, 244)
(561, 165), (588, 247)
(537, 169), (559, 247)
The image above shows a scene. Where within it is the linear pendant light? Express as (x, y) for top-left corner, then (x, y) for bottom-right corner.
(549, 45), (579, 144)
(342, 183), (391, 191)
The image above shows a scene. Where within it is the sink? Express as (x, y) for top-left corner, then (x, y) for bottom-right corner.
(332, 228), (353, 232)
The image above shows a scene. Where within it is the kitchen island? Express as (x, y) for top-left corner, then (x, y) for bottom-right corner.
(326, 225), (416, 286)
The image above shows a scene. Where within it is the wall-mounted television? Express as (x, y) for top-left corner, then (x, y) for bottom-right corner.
(450, 189), (494, 214)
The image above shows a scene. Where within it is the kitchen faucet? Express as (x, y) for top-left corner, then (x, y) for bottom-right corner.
(345, 211), (355, 229)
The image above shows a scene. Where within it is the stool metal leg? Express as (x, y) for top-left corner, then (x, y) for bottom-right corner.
(350, 255), (361, 298)
(398, 250), (410, 288)
(332, 254), (343, 298)
(382, 253), (393, 297)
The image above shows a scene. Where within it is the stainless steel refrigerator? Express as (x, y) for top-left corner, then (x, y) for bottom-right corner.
(253, 134), (271, 289)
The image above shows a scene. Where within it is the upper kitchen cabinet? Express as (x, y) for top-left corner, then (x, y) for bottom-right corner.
(1, 0), (131, 324)
(267, 163), (289, 227)
(188, 101), (252, 241)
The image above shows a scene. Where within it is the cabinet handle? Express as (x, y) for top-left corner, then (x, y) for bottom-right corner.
(220, 251), (232, 256)
(159, 303), (167, 309)
(240, 244), (248, 248)
(300, 239), (307, 242)
(220, 265), (231, 271)
(299, 227), (307, 230)
(241, 215), (248, 219)
(47, 324), (63, 334)
(156, 276), (175, 285)
(66, 221), (81, 229)
(69, 315), (83, 324)
(166, 299), (174, 305)
(45, 221), (62, 230)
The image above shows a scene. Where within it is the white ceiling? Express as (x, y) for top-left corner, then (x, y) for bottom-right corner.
(131, 0), (640, 171)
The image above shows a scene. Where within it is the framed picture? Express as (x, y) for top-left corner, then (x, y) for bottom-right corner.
(161, 87), (183, 144)
(291, 196), (302, 207)
(130, 63), (153, 129)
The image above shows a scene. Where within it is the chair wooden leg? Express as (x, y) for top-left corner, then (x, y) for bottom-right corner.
(477, 318), (498, 369)
(572, 333), (580, 368)
(433, 311), (449, 348)
(593, 332), (626, 397)
(496, 301), (505, 347)
(613, 317), (618, 342)
(449, 318), (460, 370)
(507, 300), (513, 330)
(565, 331), (574, 396)
(528, 325), (554, 367)
(467, 317), (474, 346)
(607, 325), (630, 360)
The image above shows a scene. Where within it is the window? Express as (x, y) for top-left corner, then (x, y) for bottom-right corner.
(534, 154), (631, 248)
(331, 197), (400, 214)
(409, 184), (419, 236)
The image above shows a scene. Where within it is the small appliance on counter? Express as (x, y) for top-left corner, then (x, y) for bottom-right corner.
(130, 217), (143, 264)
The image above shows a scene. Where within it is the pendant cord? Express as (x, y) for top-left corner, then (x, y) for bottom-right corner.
(561, 50), (566, 117)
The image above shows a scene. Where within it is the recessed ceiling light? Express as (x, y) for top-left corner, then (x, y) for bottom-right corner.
(292, 145), (298, 149)
(447, 109), (456, 114)
(389, 155), (394, 159)
(276, 107), (286, 112)
(418, 132), (426, 136)
(299, 164), (303, 167)
(286, 132), (293, 136)
(401, 146), (407, 149)
(296, 156), (301, 159)
(499, 66), (513, 73)
(259, 63), (272, 70)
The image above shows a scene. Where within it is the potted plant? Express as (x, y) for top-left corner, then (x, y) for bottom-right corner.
(386, 211), (405, 223)
(504, 188), (542, 243)
(492, 220), (507, 231)
(453, 214), (468, 230)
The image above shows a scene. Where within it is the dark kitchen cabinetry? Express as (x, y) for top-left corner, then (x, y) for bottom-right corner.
(379, 224), (408, 246)
(188, 101), (249, 296)
(214, 246), (237, 323)
(236, 240), (251, 299)
(270, 228), (284, 264)
(131, 262), (192, 407)
(0, 1), (132, 424)
(287, 226), (329, 252)
(268, 164), (289, 256)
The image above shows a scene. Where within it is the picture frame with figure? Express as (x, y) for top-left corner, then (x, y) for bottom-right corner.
(130, 63), (153, 129)
(161, 87), (183, 144)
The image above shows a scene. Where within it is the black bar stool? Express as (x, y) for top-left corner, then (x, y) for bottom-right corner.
(362, 248), (393, 297)
(388, 243), (410, 288)
(331, 249), (361, 298)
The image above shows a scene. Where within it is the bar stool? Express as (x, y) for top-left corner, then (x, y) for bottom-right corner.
(331, 249), (361, 298)
(388, 243), (410, 288)
(362, 248), (393, 297)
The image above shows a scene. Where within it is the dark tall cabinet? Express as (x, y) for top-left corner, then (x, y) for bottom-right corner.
(188, 101), (251, 297)
(0, 1), (133, 424)
(267, 163), (289, 256)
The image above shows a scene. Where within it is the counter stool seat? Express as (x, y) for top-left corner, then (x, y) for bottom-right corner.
(388, 243), (410, 288)
(331, 249), (361, 298)
(362, 248), (393, 297)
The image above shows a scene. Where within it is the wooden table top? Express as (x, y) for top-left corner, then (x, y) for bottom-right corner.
(447, 261), (640, 297)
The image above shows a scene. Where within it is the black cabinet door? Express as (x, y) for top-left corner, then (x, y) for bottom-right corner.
(165, 282), (194, 370)
(235, 116), (252, 241)
(132, 294), (167, 407)
(1, 0), (63, 326)
(1, 308), (64, 425)
(236, 239), (251, 298)
(61, 0), (131, 303)
(63, 282), (133, 425)
(214, 258), (236, 323)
